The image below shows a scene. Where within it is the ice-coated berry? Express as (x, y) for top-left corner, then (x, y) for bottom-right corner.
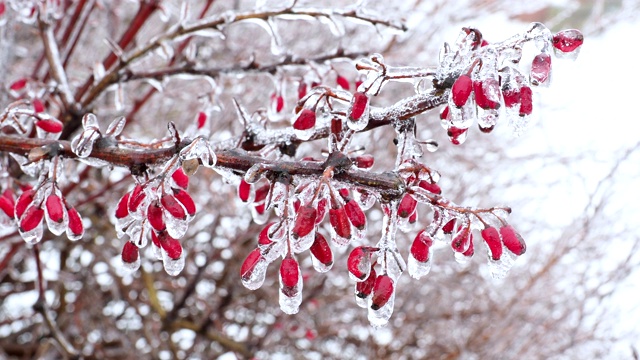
(329, 206), (351, 240)
(500, 225), (526, 255)
(410, 230), (433, 262)
(280, 257), (299, 287)
(344, 199), (366, 230)
(348, 246), (371, 280)
(398, 194), (417, 218)
(241, 248), (263, 281)
(161, 194), (186, 220)
(310, 232), (333, 266)
(20, 206), (44, 232)
(519, 86), (533, 116)
(451, 75), (473, 108)
(292, 205), (317, 239)
(121, 241), (139, 264)
(349, 91), (369, 121)
(356, 265), (377, 298)
(45, 194), (64, 223)
(293, 109), (316, 131)
(481, 226), (502, 260)
(371, 275), (394, 310)
(173, 189), (196, 216)
(147, 201), (165, 231)
(552, 29), (584, 53)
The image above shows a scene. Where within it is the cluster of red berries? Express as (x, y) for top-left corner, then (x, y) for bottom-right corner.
(116, 168), (195, 275)
(0, 180), (84, 245)
(439, 26), (583, 144)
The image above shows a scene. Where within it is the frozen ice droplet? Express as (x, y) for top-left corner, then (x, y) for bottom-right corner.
(162, 249), (186, 276)
(408, 254), (432, 280)
(164, 209), (188, 239)
(242, 257), (269, 290)
(486, 251), (515, 279)
(121, 257), (141, 272)
(367, 291), (395, 328)
(354, 189), (377, 210)
(279, 272), (302, 315)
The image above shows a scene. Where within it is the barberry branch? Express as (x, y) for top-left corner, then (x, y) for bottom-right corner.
(32, 245), (79, 359)
(79, 6), (406, 109)
(37, 9), (76, 112)
(120, 50), (370, 84)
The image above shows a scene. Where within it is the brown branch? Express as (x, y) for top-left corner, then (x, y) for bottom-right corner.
(38, 10), (76, 112)
(78, 6), (406, 109)
(120, 50), (370, 83)
(32, 245), (80, 358)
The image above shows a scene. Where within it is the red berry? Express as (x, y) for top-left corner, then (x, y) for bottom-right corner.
(349, 91), (369, 121)
(280, 257), (300, 289)
(15, 189), (35, 220)
(67, 207), (84, 237)
(451, 226), (472, 253)
(241, 248), (263, 281)
(293, 109), (316, 131)
(309, 232), (333, 266)
(254, 202), (265, 215)
(297, 81), (307, 99)
(356, 265), (377, 298)
(315, 198), (328, 225)
(451, 75), (473, 108)
(462, 236), (475, 257)
(173, 189), (196, 216)
(115, 192), (131, 219)
(238, 179), (251, 202)
(481, 227), (502, 260)
(354, 154), (374, 169)
(36, 119), (64, 133)
(161, 194), (186, 220)
(418, 180), (441, 194)
(147, 201), (165, 231)
(552, 29), (584, 53)
(258, 222), (276, 245)
(172, 168), (189, 189)
(292, 205), (317, 239)
(0, 195), (14, 218)
(519, 86), (533, 116)
(502, 88), (521, 108)
(500, 225), (526, 255)
(272, 94), (284, 113)
(344, 199), (366, 230)
(20, 206), (44, 232)
(440, 105), (450, 120)
(9, 78), (27, 91)
(33, 99), (45, 113)
(158, 231), (182, 259)
(151, 230), (161, 248)
(196, 111), (207, 129)
(473, 80), (500, 110)
(347, 246), (371, 280)
(371, 275), (394, 310)
(121, 241), (139, 264)
(254, 183), (270, 203)
(410, 230), (433, 262)
(128, 185), (146, 213)
(329, 206), (351, 240)
(398, 194), (417, 218)
(336, 75), (350, 90)
(442, 219), (456, 234)
(45, 193), (64, 223)
(530, 52), (552, 85)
